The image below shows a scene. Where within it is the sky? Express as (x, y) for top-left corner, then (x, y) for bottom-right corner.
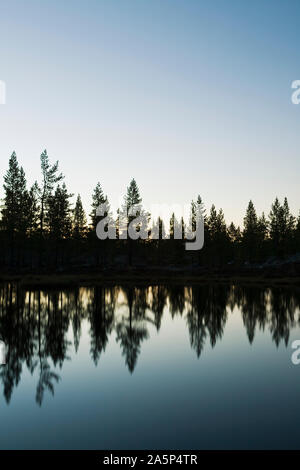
(0, 0), (300, 226)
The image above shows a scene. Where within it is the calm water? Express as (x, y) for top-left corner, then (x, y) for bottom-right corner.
(0, 282), (300, 449)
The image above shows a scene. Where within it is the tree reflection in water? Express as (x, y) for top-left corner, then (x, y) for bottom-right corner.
(0, 282), (299, 405)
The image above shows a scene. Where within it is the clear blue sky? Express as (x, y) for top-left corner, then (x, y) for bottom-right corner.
(0, 0), (300, 225)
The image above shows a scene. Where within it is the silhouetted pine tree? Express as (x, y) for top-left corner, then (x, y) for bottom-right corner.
(269, 197), (295, 256)
(282, 197), (295, 255)
(243, 200), (259, 262)
(123, 179), (142, 213)
(46, 183), (73, 267)
(38, 150), (64, 236)
(227, 222), (242, 265)
(89, 182), (107, 230)
(269, 197), (281, 253)
(207, 205), (228, 266)
(89, 182), (113, 266)
(47, 183), (73, 240)
(26, 182), (40, 237)
(2, 153), (24, 234)
(73, 194), (87, 239)
(256, 212), (269, 259)
(190, 196), (207, 231)
(1, 153), (29, 264)
(121, 179), (147, 266)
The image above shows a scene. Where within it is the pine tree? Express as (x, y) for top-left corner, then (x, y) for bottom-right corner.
(207, 205), (218, 241)
(121, 179), (147, 238)
(269, 197), (295, 256)
(123, 179), (142, 213)
(38, 150), (64, 235)
(169, 212), (180, 239)
(243, 200), (258, 237)
(228, 222), (242, 244)
(1, 152), (28, 236)
(73, 194), (87, 239)
(243, 200), (259, 261)
(207, 205), (228, 265)
(47, 183), (73, 240)
(216, 209), (227, 236)
(257, 212), (268, 239)
(282, 197), (295, 252)
(190, 195), (206, 232)
(269, 197), (281, 247)
(90, 182), (108, 230)
(256, 212), (269, 259)
(151, 216), (166, 240)
(24, 182), (40, 237)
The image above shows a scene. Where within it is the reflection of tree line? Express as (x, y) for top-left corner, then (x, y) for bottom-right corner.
(0, 283), (300, 405)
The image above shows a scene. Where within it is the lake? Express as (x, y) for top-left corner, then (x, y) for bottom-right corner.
(0, 282), (299, 449)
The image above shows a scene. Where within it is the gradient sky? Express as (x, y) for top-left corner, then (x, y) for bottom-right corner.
(0, 0), (300, 226)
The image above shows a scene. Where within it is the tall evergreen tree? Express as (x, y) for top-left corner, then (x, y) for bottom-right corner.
(207, 205), (227, 242)
(243, 200), (259, 261)
(269, 197), (281, 248)
(1, 152), (28, 236)
(243, 200), (258, 237)
(121, 179), (147, 237)
(47, 183), (73, 240)
(123, 179), (142, 214)
(269, 197), (295, 255)
(38, 150), (64, 235)
(282, 197), (295, 250)
(228, 222), (242, 244)
(17, 182), (40, 238)
(169, 212), (180, 239)
(73, 194), (87, 239)
(190, 195), (206, 231)
(90, 182), (108, 230)
(26, 182), (40, 237)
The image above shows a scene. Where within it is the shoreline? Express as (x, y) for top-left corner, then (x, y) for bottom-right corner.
(0, 268), (299, 287)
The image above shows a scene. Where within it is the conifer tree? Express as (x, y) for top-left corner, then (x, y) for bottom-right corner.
(73, 194), (87, 239)
(38, 150), (64, 235)
(47, 183), (73, 240)
(90, 182), (108, 230)
(282, 197), (295, 247)
(228, 222), (242, 244)
(169, 212), (181, 239)
(207, 205), (218, 241)
(24, 182), (40, 237)
(123, 179), (142, 214)
(243, 200), (258, 238)
(190, 195), (207, 231)
(1, 152), (28, 236)
(121, 179), (147, 238)
(243, 200), (259, 261)
(269, 197), (281, 247)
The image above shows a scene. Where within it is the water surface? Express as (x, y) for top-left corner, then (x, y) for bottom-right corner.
(0, 283), (299, 449)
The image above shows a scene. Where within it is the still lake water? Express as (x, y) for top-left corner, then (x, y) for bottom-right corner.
(0, 282), (300, 449)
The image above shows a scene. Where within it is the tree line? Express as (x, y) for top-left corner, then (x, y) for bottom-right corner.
(0, 150), (300, 270)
